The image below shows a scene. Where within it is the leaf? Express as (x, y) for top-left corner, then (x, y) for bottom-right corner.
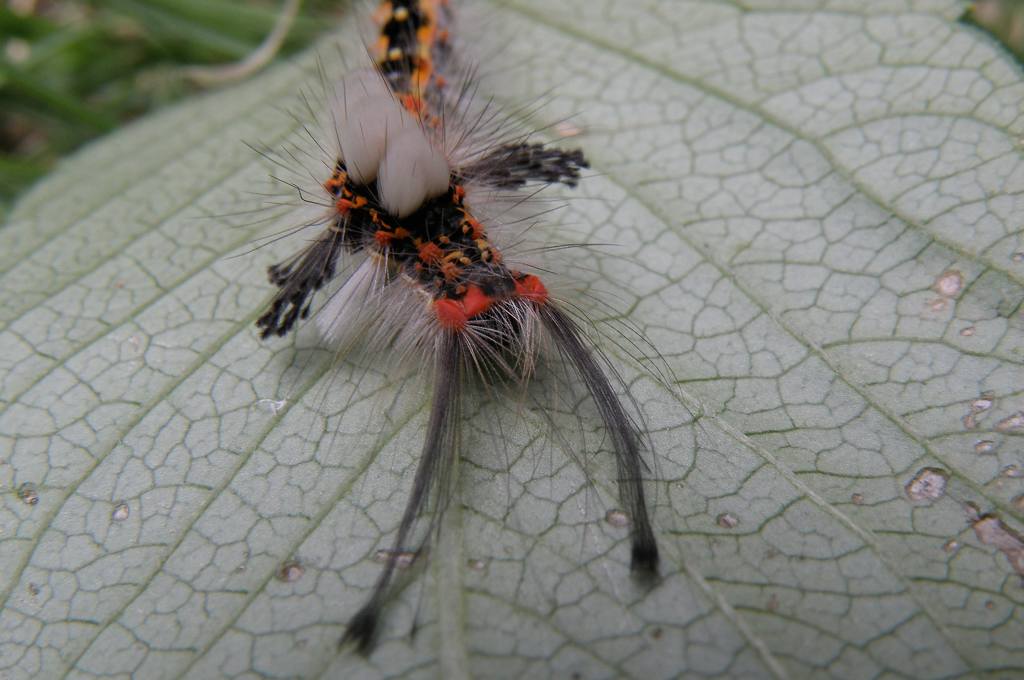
(2, 1), (1023, 677)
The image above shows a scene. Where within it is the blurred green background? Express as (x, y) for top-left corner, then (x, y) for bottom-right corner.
(0, 0), (344, 219)
(0, 0), (1020, 221)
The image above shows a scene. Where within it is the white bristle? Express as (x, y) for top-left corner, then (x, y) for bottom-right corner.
(339, 94), (412, 184)
(377, 126), (451, 217)
(316, 258), (382, 346)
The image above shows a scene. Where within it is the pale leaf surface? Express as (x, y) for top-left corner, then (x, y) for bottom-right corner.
(1, 1), (1022, 678)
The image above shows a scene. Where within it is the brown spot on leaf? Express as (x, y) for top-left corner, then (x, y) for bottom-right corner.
(111, 502), (129, 522)
(995, 411), (1024, 433)
(716, 512), (739, 529)
(374, 549), (417, 569)
(963, 393), (995, 429)
(17, 483), (39, 506)
(934, 269), (964, 297)
(276, 561), (305, 582)
(605, 509), (629, 528)
(905, 467), (949, 502)
(972, 514), (1024, 577)
(974, 440), (996, 454)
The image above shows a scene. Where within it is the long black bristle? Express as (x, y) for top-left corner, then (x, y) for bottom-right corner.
(538, 304), (660, 577)
(340, 332), (463, 653)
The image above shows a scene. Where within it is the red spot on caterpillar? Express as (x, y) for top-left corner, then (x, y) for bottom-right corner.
(433, 285), (495, 330)
(401, 93), (427, 116)
(514, 274), (548, 304)
(418, 241), (444, 264)
(453, 185), (466, 203)
(461, 285), (493, 318)
(435, 298), (467, 330)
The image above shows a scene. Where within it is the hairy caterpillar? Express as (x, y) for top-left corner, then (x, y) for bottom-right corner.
(255, 0), (660, 653)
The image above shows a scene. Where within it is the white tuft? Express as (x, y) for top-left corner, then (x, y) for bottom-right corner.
(338, 94), (412, 185)
(316, 257), (387, 346)
(317, 263), (439, 370)
(377, 126), (451, 217)
(330, 68), (392, 134)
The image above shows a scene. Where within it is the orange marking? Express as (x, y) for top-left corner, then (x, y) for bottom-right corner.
(514, 275), (548, 304)
(453, 185), (465, 202)
(440, 261), (460, 281)
(463, 215), (483, 239)
(374, 230), (394, 248)
(416, 26), (434, 57)
(335, 195), (367, 215)
(373, 35), (390, 61)
(418, 241), (444, 263)
(372, 2), (393, 25)
(323, 175), (345, 194)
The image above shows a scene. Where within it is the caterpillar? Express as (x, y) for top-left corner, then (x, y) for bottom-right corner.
(254, 0), (660, 653)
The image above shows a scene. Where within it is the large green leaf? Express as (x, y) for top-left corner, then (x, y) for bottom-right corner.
(2, 0), (1023, 677)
